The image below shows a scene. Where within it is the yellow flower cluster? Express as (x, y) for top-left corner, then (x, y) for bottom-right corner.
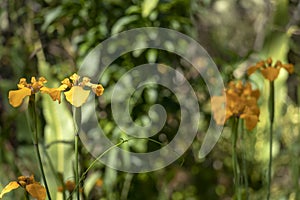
(0, 175), (46, 200)
(8, 73), (104, 108)
(247, 57), (294, 81)
(211, 81), (260, 130)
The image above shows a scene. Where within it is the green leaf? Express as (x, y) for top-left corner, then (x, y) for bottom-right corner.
(111, 15), (139, 34)
(41, 6), (63, 31)
(141, 0), (159, 18)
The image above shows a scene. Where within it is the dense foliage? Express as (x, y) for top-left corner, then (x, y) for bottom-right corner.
(0, 0), (299, 199)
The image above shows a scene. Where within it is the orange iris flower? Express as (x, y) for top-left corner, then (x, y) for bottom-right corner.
(247, 57), (294, 81)
(8, 77), (47, 107)
(8, 73), (104, 108)
(211, 81), (260, 130)
(0, 175), (46, 200)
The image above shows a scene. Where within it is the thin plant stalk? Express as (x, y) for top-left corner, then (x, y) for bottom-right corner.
(294, 106), (300, 199)
(73, 107), (81, 200)
(241, 121), (249, 200)
(43, 148), (66, 200)
(232, 117), (241, 200)
(74, 135), (79, 200)
(29, 95), (52, 200)
(267, 81), (275, 200)
(25, 190), (30, 200)
(67, 138), (128, 200)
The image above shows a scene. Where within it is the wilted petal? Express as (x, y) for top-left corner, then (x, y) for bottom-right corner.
(26, 183), (46, 200)
(0, 181), (20, 198)
(8, 87), (32, 107)
(64, 86), (90, 107)
(261, 67), (280, 81)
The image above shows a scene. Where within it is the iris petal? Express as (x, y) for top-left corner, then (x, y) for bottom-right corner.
(64, 86), (90, 107)
(8, 87), (32, 107)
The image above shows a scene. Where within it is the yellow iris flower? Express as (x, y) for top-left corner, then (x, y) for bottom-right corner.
(63, 73), (104, 107)
(0, 175), (46, 200)
(247, 57), (294, 81)
(8, 73), (104, 108)
(8, 77), (48, 107)
(211, 81), (260, 130)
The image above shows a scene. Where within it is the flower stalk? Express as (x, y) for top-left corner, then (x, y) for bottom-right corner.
(267, 81), (274, 200)
(73, 107), (81, 200)
(232, 117), (241, 200)
(29, 95), (52, 200)
(241, 121), (249, 200)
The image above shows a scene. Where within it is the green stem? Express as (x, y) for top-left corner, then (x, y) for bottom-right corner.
(73, 107), (81, 200)
(67, 138), (128, 200)
(232, 118), (241, 200)
(267, 81), (275, 200)
(241, 121), (249, 200)
(29, 96), (52, 200)
(43, 148), (66, 200)
(25, 190), (30, 200)
(295, 106), (300, 199)
(75, 134), (79, 200)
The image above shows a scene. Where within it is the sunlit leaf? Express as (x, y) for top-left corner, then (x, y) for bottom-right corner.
(41, 6), (63, 31)
(111, 15), (139, 34)
(141, 0), (159, 18)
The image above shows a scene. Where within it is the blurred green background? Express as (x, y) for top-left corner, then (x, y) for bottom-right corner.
(0, 0), (299, 199)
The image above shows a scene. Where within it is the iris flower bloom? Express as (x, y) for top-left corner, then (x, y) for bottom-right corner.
(0, 175), (46, 200)
(63, 73), (104, 107)
(8, 73), (104, 108)
(247, 57), (294, 81)
(8, 77), (47, 107)
(211, 81), (260, 130)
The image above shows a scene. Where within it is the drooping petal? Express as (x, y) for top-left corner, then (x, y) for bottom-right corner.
(247, 65), (260, 76)
(92, 84), (104, 96)
(282, 63), (294, 74)
(40, 85), (68, 103)
(26, 183), (46, 200)
(240, 114), (258, 131)
(0, 181), (20, 198)
(64, 86), (90, 107)
(8, 87), (32, 107)
(261, 67), (280, 81)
